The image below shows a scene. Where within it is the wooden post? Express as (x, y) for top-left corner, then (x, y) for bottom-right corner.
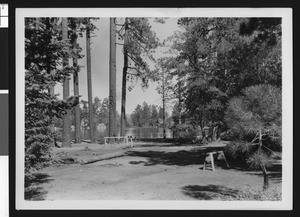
(109, 18), (117, 137)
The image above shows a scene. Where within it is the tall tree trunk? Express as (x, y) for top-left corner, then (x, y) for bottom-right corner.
(178, 79), (182, 138)
(109, 18), (117, 137)
(73, 51), (81, 143)
(162, 71), (166, 140)
(71, 18), (81, 144)
(73, 58), (81, 143)
(120, 18), (128, 137)
(62, 17), (71, 147)
(258, 129), (269, 190)
(86, 18), (95, 143)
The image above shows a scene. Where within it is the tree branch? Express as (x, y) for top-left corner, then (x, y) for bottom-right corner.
(262, 145), (276, 153)
(128, 26), (148, 44)
(128, 66), (143, 76)
(250, 132), (259, 143)
(116, 25), (125, 35)
(127, 71), (138, 76)
(127, 54), (144, 67)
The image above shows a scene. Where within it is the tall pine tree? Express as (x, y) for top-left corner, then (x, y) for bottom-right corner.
(117, 18), (160, 136)
(109, 18), (117, 137)
(25, 17), (78, 173)
(62, 17), (72, 147)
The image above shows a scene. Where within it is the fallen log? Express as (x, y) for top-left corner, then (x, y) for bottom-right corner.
(79, 151), (126, 165)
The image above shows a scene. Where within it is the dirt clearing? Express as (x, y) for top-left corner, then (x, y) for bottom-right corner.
(25, 142), (282, 201)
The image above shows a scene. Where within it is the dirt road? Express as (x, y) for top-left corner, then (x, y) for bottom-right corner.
(26, 144), (282, 201)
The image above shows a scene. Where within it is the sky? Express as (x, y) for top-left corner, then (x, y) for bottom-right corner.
(55, 18), (180, 114)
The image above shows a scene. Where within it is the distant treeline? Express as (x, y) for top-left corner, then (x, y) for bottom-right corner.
(54, 98), (171, 129)
(130, 102), (172, 127)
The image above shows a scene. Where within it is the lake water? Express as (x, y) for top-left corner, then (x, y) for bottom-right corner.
(124, 127), (173, 139)
(71, 127), (173, 140)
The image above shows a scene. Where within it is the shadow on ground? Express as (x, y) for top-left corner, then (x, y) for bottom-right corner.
(127, 147), (227, 166)
(245, 164), (282, 184)
(127, 150), (206, 166)
(181, 184), (240, 200)
(126, 148), (282, 184)
(138, 138), (192, 144)
(25, 173), (53, 201)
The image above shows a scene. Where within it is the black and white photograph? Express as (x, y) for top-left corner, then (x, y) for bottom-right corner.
(15, 8), (292, 210)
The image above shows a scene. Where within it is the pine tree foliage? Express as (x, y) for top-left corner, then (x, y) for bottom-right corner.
(117, 17), (160, 136)
(164, 18), (281, 135)
(226, 84), (281, 140)
(225, 84), (281, 189)
(154, 57), (175, 102)
(25, 18), (79, 173)
(117, 17), (160, 89)
(163, 18), (282, 188)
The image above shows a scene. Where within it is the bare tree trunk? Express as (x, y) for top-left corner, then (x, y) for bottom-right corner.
(109, 18), (117, 137)
(70, 18), (81, 144)
(73, 55), (81, 143)
(120, 59), (128, 136)
(261, 164), (269, 190)
(120, 18), (128, 137)
(178, 79), (182, 138)
(62, 17), (71, 147)
(49, 69), (56, 147)
(86, 18), (95, 143)
(258, 129), (269, 190)
(162, 71), (166, 140)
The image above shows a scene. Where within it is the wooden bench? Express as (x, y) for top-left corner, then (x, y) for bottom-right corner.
(203, 150), (229, 171)
(104, 136), (133, 148)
